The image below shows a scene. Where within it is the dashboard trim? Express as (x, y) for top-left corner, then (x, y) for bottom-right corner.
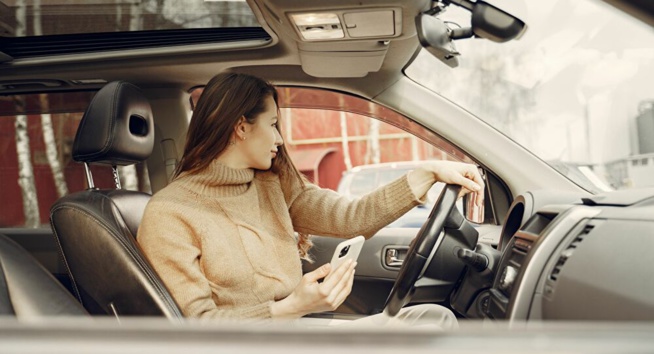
(507, 206), (601, 321)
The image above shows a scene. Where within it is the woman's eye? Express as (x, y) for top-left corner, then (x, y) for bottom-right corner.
(272, 123), (277, 128)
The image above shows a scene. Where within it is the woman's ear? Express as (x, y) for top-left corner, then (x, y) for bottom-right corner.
(233, 116), (248, 140)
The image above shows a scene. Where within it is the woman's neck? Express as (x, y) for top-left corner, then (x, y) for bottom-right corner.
(215, 149), (250, 170)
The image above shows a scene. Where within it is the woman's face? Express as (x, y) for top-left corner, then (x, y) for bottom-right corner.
(240, 95), (283, 170)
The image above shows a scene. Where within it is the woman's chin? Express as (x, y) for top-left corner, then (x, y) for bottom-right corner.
(255, 161), (273, 170)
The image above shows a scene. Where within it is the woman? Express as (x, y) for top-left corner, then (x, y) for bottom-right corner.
(138, 73), (484, 323)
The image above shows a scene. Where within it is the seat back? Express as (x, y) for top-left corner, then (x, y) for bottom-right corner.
(0, 233), (87, 317)
(49, 81), (182, 320)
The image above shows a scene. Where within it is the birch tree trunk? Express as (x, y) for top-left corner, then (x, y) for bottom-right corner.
(15, 109), (41, 227)
(338, 96), (353, 171)
(33, 0), (42, 35)
(115, 0), (142, 191)
(367, 119), (381, 165)
(115, 0), (123, 30)
(411, 135), (421, 161)
(129, 1), (142, 31)
(339, 112), (353, 171)
(14, 1), (41, 227)
(40, 104), (69, 197)
(363, 102), (381, 165)
(34, 1), (69, 198)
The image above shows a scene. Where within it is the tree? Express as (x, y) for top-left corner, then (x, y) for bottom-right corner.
(364, 103), (381, 165)
(129, 0), (142, 31)
(115, 0), (123, 30)
(39, 96), (69, 197)
(115, 0), (143, 191)
(14, 0), (41, 227)
(14, 104), (41, 228)
(415, 45), (536, 145)
(338, 96), (353, 171)
(34, 0), (69, 198)
(411, 135), (421, 161)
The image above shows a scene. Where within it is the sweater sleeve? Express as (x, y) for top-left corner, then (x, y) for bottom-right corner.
(137, 199), (272, 320)
(281, 173), (423, 239)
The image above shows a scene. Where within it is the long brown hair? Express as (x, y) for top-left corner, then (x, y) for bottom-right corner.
(176, 73), (313, 260)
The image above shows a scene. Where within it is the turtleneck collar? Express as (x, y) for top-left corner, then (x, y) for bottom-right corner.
(177, 159), (255, 198)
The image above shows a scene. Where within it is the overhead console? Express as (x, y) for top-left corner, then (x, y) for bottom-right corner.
(254, 0), (426, 78)
(288, 8), (402, 42)
(485, 189), (654, 321)
(290, 8), (402, 77)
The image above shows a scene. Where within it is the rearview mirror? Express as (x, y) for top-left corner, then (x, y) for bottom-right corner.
(416, 0), (526, 67)
(415, 14), (460, 68)
(471, 1), (526, 43)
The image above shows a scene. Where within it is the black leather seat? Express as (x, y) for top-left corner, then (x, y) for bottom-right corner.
(0, 233), (87, 317)
(49, 81), (182, 320)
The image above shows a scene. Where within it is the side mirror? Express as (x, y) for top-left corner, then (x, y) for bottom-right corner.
(471, 1), (526, 43)
(462, 191), (485, 224)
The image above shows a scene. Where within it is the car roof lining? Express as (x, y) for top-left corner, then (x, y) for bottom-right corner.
(0, 0), (430, 101)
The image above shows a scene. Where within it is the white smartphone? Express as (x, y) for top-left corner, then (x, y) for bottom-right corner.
(329, 236), (365, 270)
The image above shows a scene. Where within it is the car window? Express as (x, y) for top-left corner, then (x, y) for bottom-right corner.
(276, 87), (484, 225)
(0, 92), (150, 228)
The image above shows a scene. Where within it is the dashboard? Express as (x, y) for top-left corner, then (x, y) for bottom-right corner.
(461, 188), (654, 321)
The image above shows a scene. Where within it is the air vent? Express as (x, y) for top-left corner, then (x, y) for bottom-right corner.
(549, 223), (595, 282)
(513, 238), (532, 253)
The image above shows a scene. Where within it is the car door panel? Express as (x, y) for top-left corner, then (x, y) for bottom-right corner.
(305, 224), (502, 317)
(304, 228), (417, 316)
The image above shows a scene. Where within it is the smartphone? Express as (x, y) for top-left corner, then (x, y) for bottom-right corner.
(330, 235), (365, 270)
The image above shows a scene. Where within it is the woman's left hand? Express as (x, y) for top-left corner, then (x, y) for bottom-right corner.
(408, 160), (485, 206)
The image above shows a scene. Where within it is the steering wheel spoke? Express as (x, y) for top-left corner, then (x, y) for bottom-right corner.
(384, 184), (478, 316)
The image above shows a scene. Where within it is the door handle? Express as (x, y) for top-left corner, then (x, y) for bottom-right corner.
(385, 248), (405, 268)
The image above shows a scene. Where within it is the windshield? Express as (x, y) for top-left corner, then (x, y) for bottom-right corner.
(405, 0), (654, 194)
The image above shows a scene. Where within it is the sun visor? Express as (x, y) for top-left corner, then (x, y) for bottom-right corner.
(299, 49), (387, 78)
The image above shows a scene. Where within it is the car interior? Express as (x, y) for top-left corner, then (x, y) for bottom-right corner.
(1, 0), (654, 329)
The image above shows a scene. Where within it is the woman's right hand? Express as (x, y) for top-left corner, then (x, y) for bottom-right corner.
(270, 260), (356, 319)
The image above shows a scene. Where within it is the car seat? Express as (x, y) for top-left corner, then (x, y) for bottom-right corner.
(49, 81), (183, 320)
(0, 233), (88, 317)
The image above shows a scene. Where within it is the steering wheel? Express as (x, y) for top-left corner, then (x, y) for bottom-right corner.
(383, 184), (467, 316)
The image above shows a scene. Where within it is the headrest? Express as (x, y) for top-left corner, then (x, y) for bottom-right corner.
(73, 81), (154, 166)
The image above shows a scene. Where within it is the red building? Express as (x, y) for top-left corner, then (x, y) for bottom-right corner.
(278, 87), (456, 190)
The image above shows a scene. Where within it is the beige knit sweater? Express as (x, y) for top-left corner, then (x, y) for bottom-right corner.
(137, 160), (421, 319)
